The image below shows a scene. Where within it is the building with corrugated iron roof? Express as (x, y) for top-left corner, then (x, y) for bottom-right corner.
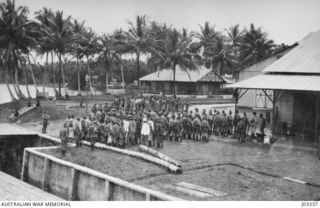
(228, 31), (320, 154)
(139, 65), (233, 95)
(233, 43), (298, 123)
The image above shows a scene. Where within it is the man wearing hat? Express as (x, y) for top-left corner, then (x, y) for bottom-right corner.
(59, 122), (69, 156)
(88, 121), (99, 151)
(141, 117), (150, 146)
(128, 115), (137, 146)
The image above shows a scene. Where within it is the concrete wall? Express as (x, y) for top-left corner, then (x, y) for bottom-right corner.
(22, 147), (182, 201)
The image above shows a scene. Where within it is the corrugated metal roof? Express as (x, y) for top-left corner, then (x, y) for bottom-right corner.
(226, 74), (320, 92)
(264, 31), (320, 74)
(234, 43), (298, 73)
(140, 65), (227, 83)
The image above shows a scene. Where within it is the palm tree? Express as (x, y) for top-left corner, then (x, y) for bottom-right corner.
(0, 0), (39, 100)
(148, 29), (200, 97)
(226, 24), (244, 49)
(240, 24), (275, 66)
(207, 35), (237, 75)
(72, 19), (86, 96)
(191, 21), (220, 68)
(50, 10), (75, 97)
(35, 7), (54, 94)
(81, 27), (100, 95)
(123, 15), (153, 85)
(97, 33), (121, 93)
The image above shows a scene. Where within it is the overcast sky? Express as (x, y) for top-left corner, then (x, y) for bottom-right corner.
(18, 0), (320, 45)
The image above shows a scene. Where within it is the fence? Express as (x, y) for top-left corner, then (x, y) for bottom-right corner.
(21, 147), (183, 201)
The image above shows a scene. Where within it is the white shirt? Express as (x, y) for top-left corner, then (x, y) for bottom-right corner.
(141, 122), (150, 136)
(123, 120), (130, 133)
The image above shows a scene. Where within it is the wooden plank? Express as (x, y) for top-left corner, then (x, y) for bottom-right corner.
(21, 150), (29, 181)
(68, 168), (77, 200)
(175, 182), (228, 197)
(41, 158), (49, 190)
(146, 193), (151, 201)
(163, 184), (212, 198)
(104, 180), (111, 201)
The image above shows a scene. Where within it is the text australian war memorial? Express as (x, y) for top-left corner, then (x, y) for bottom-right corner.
(0, 0), (320, 202)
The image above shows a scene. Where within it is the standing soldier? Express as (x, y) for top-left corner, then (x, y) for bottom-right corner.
(192, 115), (201, 141)
(74, 118), (82, 147)
(118, 121), (126, 149)
(175, 115), (183, 142)
(59, 123), (69, 156)
(227, 111), (233, 135)
(88, 121), (99, 151)
(128, 115), (137, 146)
(221, 111), (228, 137)
(141, 118), (150, 145)
(168, 115), (175, 141)
(154, 118), (164, 148)
(233, 110), (241, 138)
(148, 116), (155, 146)
(160, 112), (168, 141)
(208, 110), (213, 136)
(181, 113), (189, 140)
(42, 110), (49, 133)
(81, 116), (88, 141)
(100, 119), (109, 145)
(201, 117), (210, 142)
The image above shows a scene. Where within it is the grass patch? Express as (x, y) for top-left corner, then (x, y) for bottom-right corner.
(40, 146), (168, 181)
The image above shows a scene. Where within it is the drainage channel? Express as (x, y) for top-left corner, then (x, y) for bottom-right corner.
(131, 162), (320, 189)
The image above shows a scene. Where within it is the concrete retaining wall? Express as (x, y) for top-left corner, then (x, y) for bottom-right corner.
(21, 147), (182, 201)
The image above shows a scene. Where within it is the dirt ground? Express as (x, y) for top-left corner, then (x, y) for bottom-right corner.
(3, 97), (320, 201)
(131, 140), (320, 200)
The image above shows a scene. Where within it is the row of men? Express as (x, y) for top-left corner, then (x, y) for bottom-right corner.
(59, 107), (265, 155)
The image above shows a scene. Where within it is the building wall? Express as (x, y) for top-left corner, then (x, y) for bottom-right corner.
(141, 81), (222, 95)
(237, 48), (295, 109)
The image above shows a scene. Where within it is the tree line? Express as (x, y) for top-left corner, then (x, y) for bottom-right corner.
(0, 0), (286, 100)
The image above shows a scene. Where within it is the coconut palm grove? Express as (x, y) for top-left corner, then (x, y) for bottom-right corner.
(0, 0), (284, 99)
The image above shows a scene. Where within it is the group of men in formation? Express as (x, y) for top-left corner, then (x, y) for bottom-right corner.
(58, 94), (267, 155)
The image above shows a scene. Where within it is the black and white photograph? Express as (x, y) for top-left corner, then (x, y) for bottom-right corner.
(0, 0), (319, 204)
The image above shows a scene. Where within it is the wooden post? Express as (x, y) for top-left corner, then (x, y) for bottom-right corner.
(315, 95), (320, 160)
(105, 180), (112, 201)
(272, 90), (276, 135)
(41, 158), (50, 190)
(145, 193), (151, 201)
(21, 150), (29, 182)
(68, 168), (77, 200)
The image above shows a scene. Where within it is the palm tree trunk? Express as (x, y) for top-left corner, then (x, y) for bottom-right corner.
(14, 66), (26, 100)
(59, 54), (68, 96)
(51, 51), (57, 95)
(43, 52), (48, 94)
(24, 68), (31, 99)
(4, 71), (17, 101)
(58, 53), (62, 96)
(136, 52), (140, 85)
(105, 62), (109, 93)
(86, 55), (93, 95)
(27, 55), (38, 93)
(173, 64), (176, 98)
(121, 63), (125, 90)
(76, 55), (81, 96)
(219, 63), (223, 76)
